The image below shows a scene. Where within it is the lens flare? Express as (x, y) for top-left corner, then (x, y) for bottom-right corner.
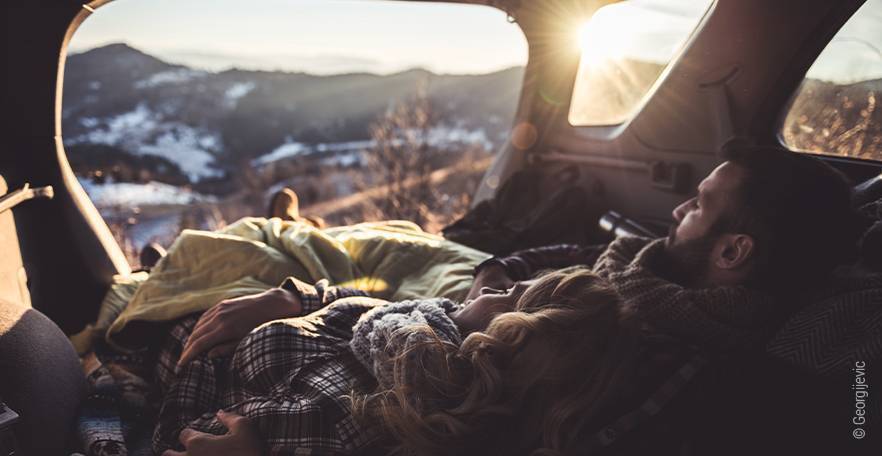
(577, 7), (629, 66)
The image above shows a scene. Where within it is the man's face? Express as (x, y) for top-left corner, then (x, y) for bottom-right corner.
(667, 162), (746, 247)
(662, 162), (747, 286)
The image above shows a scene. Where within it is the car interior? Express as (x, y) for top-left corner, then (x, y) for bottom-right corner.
(2, 0), (881, 454)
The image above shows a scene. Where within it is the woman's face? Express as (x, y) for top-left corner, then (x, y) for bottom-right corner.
(450, 281), (533, 335)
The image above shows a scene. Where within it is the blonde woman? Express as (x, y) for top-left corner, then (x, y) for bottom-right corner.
(352, 267), (641, 456)
(156, 268), (639, 456)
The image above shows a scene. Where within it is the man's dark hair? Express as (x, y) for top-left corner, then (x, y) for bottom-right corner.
(717, 146), (859, 292)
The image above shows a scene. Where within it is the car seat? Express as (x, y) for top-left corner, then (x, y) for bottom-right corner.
(0, 175), (86, 455)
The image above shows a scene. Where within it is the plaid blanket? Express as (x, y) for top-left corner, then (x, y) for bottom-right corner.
(79, 281), (396, 456)
(156, 281), (394, 455)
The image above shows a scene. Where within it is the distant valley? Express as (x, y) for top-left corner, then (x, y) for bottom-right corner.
(62, 43), (525, 193)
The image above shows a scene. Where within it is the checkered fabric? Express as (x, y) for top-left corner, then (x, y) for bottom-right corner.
(152, 281), (390, 455)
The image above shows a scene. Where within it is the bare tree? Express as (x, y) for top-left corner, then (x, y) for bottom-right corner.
(361, 86), (440, 227)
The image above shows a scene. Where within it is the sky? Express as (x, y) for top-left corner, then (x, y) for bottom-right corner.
(70, 0), (881, 81)
(578, 0), (714, 64)
(807, 0), (882, 83)
(70, 0), (529, 75)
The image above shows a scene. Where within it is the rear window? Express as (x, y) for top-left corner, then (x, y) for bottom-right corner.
(567, 0), (714, 127)
(63, 0), (526, 264)
(780, 0), (882, 162)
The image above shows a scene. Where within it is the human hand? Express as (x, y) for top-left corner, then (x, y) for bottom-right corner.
(162, 410), (262, 456)
(466, 264), (514, 301)
(178, 287), (302, 368)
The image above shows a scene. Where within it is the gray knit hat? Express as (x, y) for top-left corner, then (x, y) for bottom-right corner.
(350, 298), (462, 388)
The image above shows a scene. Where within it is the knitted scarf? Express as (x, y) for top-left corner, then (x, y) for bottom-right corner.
(593, 236), (781, 352)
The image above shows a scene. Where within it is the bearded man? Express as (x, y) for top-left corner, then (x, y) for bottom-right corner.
(468, 145), (857, 352)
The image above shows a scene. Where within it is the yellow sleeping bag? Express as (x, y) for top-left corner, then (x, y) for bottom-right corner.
(102, 217), (489, 350)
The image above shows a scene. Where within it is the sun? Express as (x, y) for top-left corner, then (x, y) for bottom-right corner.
(576, 6), (629, 65)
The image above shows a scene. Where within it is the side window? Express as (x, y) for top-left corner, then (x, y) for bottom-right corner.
(568, 0), (714, 127)
(63, 0), (526, 264)
(781, 0), (882, 162)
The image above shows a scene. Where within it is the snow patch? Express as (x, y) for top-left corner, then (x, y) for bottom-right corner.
(251, 141), (309, 167)
(199, 135), (220, 150)
(80, 180), (217, 207)
(67, 104), (223, 181)
(251, 126), (491, 167)
(225, 81), (256, 107)
(315, 140), (374, 153)
(135, 69), (207, 89)
(427, 126), (492, 150)
(138, 129), (223, 182)
(80, 117), (101, 128)
(75, 104), (158, 145)
(321, 151), (364, 167)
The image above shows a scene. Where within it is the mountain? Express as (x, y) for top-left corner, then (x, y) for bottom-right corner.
(61, 43), (525, 187)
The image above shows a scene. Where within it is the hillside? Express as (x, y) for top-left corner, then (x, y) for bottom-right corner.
(62, 43), (525, 188)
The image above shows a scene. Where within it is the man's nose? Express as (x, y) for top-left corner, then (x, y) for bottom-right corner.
(672, 198), (692, 223)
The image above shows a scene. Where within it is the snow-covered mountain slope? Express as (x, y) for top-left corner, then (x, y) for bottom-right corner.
(62, 43), (524, 187)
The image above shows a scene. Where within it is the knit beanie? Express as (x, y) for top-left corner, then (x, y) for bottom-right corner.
(350, 298), (462, 388)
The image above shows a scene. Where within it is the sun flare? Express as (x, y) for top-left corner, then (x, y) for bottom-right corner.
(577, 6), (630, 65)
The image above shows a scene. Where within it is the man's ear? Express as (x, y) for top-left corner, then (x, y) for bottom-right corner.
(714, 234), (755, 270)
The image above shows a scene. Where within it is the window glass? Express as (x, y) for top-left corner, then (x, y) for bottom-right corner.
(781, 0), (882, 162)
(63, 0), (526, 265)
(568, 0), (714, 126)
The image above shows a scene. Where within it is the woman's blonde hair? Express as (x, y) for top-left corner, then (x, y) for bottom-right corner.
(352, 267), (638, 456)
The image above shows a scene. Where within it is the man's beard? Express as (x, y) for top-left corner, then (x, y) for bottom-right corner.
(659, 231), (719, 288)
